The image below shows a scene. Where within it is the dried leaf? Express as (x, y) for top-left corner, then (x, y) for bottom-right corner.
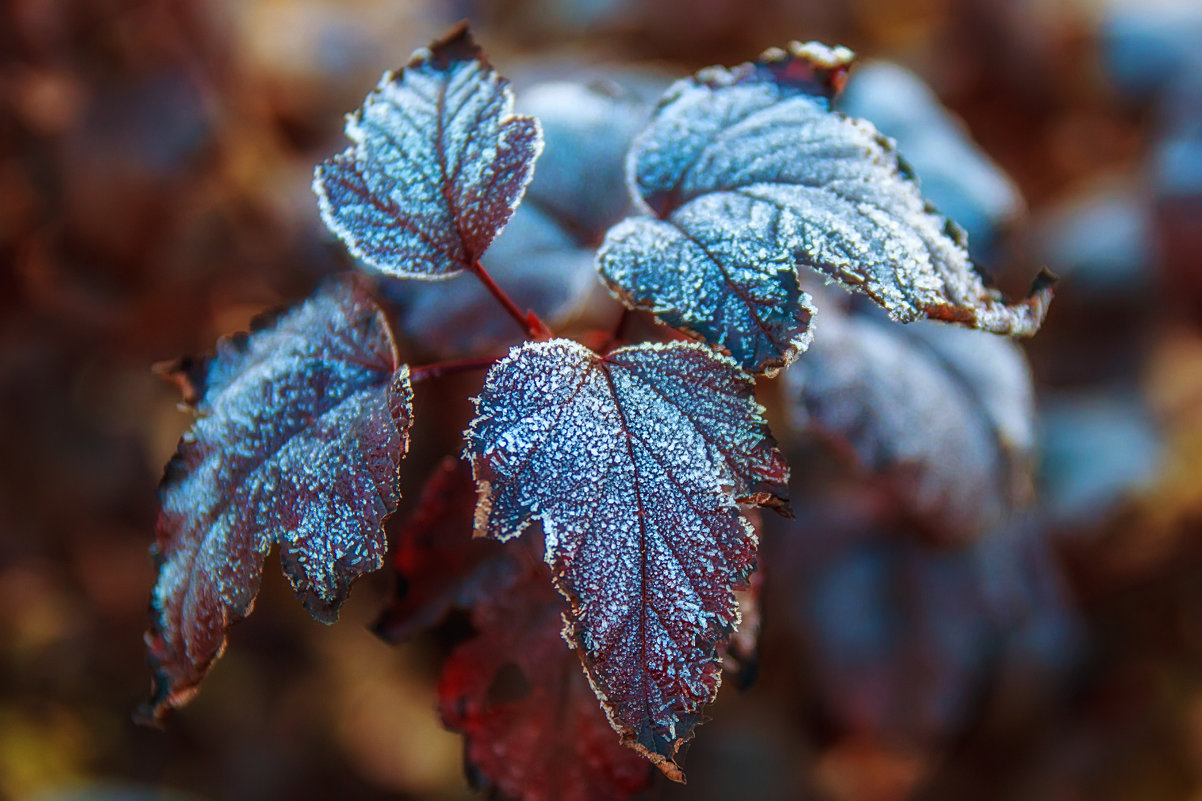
(314, 23), (542, 279)
(373, 458), (527, 642)
(464, 338), (789, 780)
(598, 42), (1052, 375)
(143, 277), (412, 721)
(784, 304), (1035, 541)
(439, 567), (653, 801)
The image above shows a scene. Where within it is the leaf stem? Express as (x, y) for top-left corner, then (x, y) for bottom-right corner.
(410, 354), (503, 383)
(468, 260), (553, 341)
(598, 307), (632, 354)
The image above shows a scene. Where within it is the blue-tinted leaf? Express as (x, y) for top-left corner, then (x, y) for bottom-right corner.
(314, 23), (542, 279)
(761, 509), (1079, 747)
(599, 42), (1052, 375)
(519, 79), (654, 239)
(382, 77), (653, 359)
(784, 301), (1035, 542)
(143, 277), (412, 720)
(464, 339), (789, 781)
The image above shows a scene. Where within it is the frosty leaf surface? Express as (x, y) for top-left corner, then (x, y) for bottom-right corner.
(439, 567), (653, 801)
(314, 23), (542, 279)
(144, 278), (412, 720)
(373, 458), (527, 642)
(783, 303), (1034, 541)
(465, 338), (789, 780)
(598, 41), (1051, 375)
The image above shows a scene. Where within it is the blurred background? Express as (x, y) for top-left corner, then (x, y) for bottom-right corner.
(3, 0), (1202, 799)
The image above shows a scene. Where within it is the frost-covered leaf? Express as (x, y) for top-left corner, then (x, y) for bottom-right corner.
(783, 303), (1035, 542)
(598, 41), (1052, 375)
(143, 277), (412, 720)
(439, 566), (654, 801)
(314, 23), (542, 279)
(465, 338), (789, 780)
(381, 76), (652, 359)
(373, 458), (526, 642)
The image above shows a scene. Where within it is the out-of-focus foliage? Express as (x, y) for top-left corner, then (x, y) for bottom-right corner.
(4, 0), (1202, 799)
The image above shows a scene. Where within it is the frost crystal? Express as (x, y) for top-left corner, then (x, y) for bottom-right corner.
(464, 338), (788, 780)
(144, 277), (412, 720)
(599, 41), (1051, 375)
(314, 23), (542, 279)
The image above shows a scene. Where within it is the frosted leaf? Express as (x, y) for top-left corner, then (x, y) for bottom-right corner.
(143, 277), (413, 721)
(313, 23), (542, 279)
(439, 566), (654, 801)
(464, 339), (789, 780)
(784, 304), (1035, 542)
(382, 77), (652, 359)
(601, 197), (816, 376)
(599, 41), (1051, 375)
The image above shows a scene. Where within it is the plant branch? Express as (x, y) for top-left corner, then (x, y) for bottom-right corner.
(468, 260), (553, 341)
(410, 354), (503, 383)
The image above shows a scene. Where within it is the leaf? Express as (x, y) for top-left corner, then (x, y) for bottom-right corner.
(598, 41), (1052, 375)
(783, 302), (1035, 542)
(464, 338), (789, 780)
(313, 23), (542, 279)
(143, 277), (412, 721)
(439, 566), (654, 801)
(760, 506), (1079, 747)
(518, 78), (655, 239)
(373, 457), (527, 642)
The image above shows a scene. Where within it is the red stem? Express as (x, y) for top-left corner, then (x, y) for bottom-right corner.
(468, 260), (552, 341)
(410, 354), (502, 383)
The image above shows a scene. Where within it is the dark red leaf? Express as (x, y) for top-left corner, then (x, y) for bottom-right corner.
(465, 338), (788, 780)
(439, 567), (654, 801)
(142, 277), (412, 721)
(373, 457), (527, 643)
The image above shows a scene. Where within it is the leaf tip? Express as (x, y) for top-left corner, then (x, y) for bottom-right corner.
(756, 40), (856, 100)
(417, 20), (482, 71)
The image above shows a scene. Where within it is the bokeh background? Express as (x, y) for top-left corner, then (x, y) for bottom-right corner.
(3, 0), (1202, 799)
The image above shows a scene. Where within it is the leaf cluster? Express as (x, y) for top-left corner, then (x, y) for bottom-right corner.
(141, 22), (1052, 797)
